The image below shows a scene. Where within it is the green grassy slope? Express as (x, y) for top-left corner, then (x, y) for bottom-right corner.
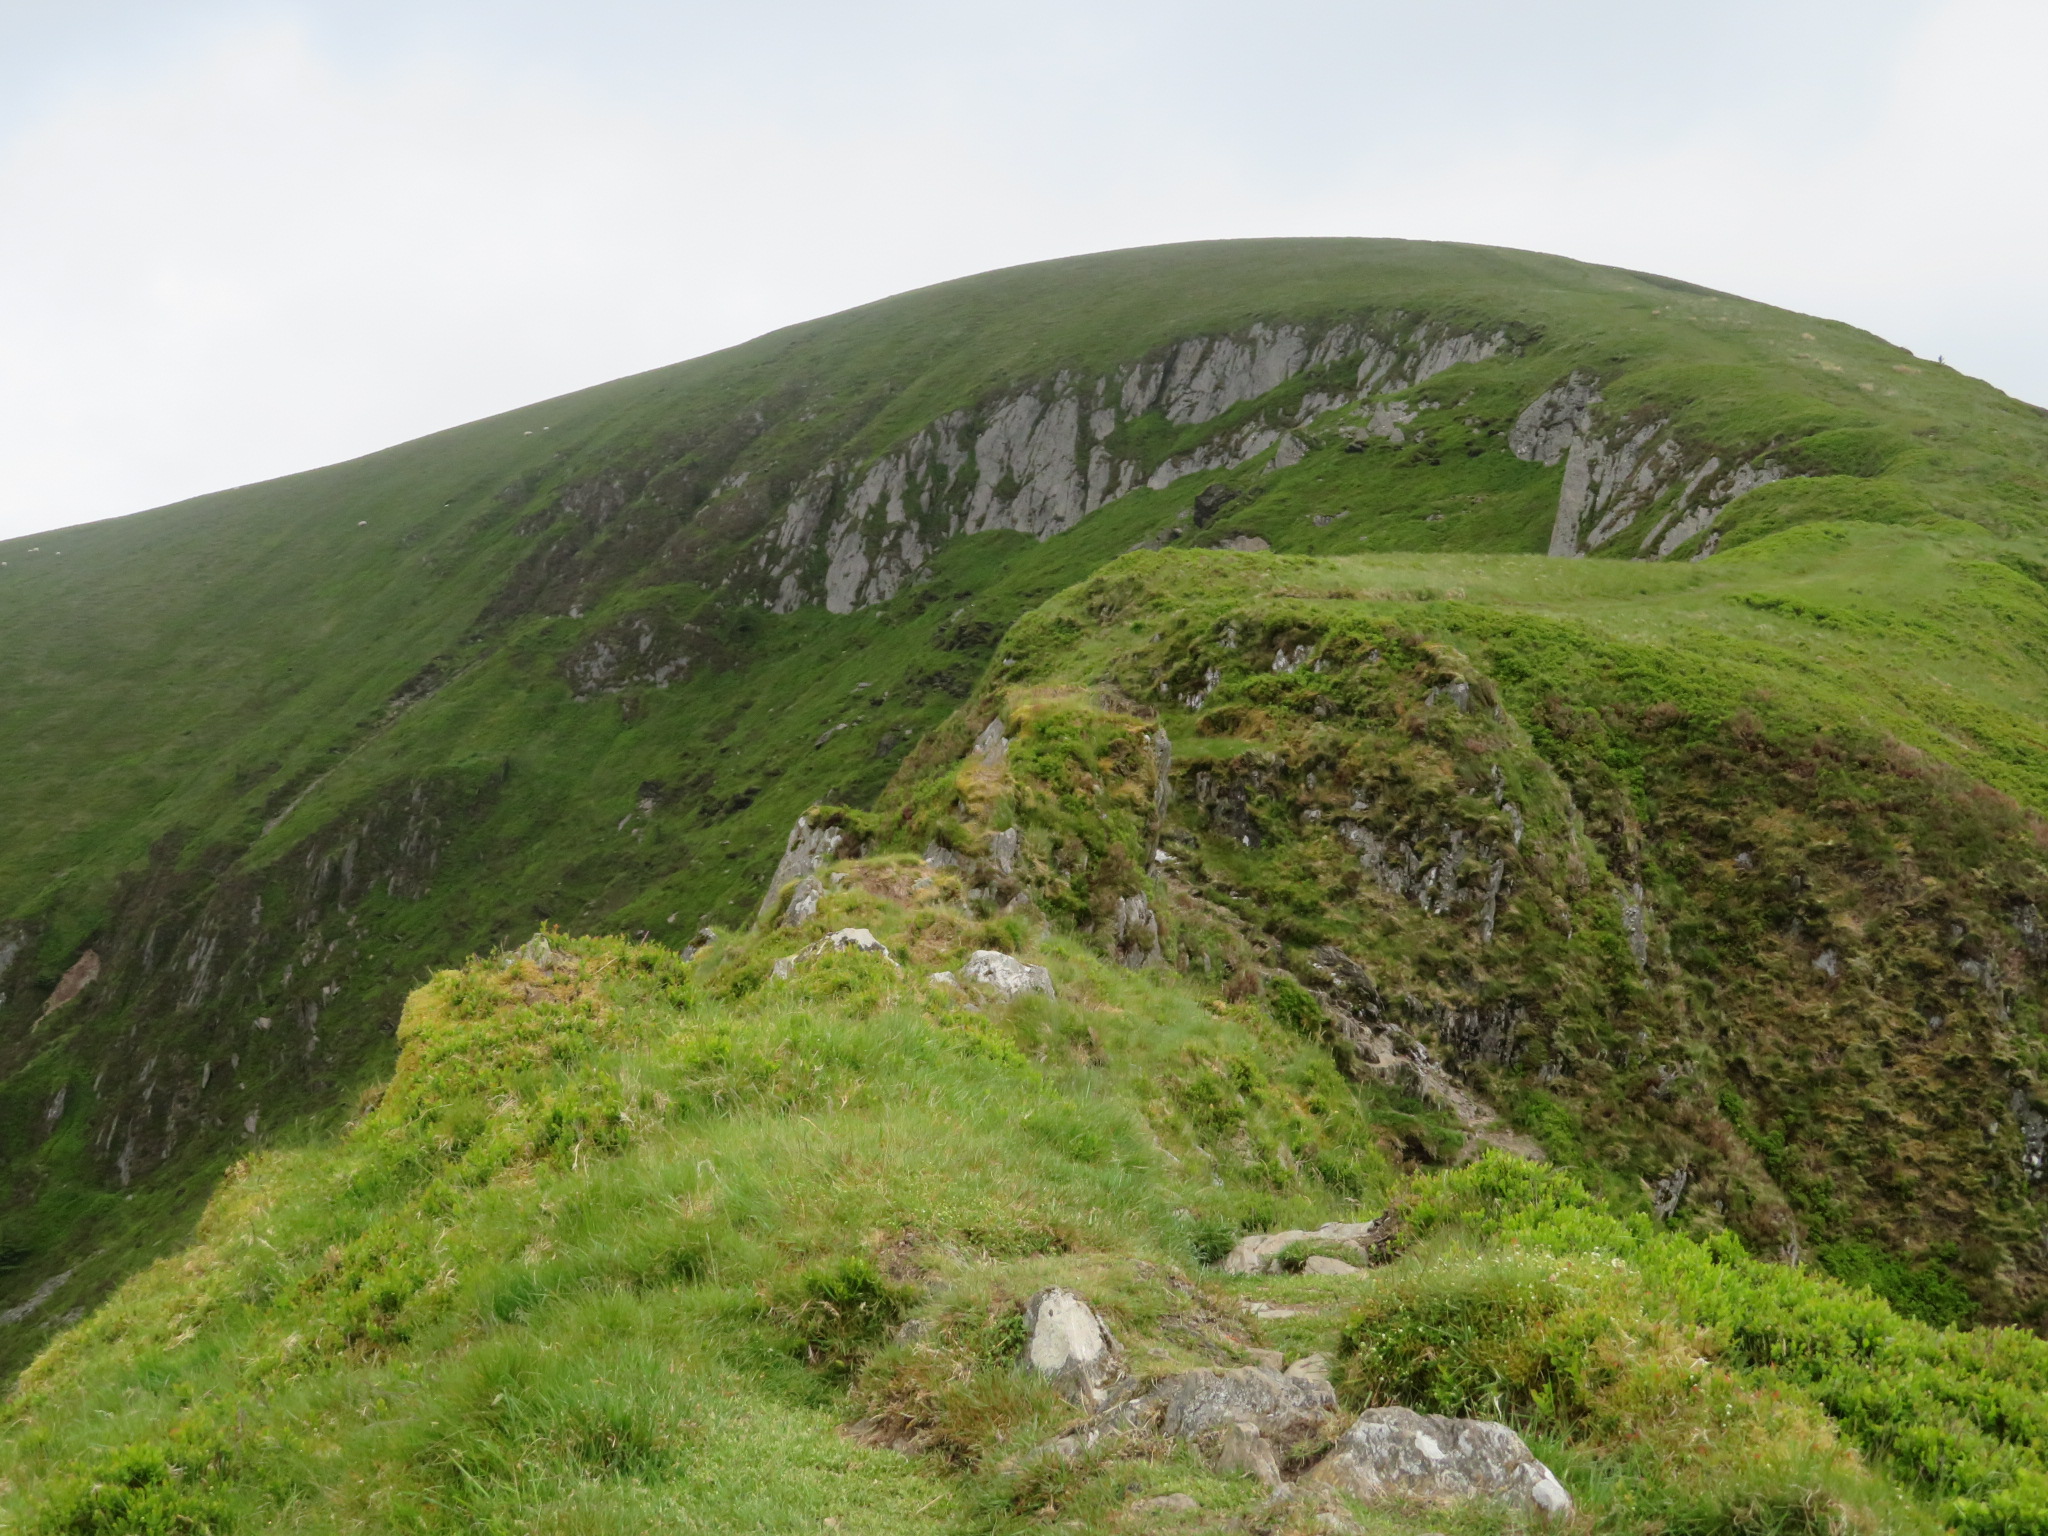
(854, 544), (2048, 1321)
(3, 237), (2047, 1379)
(4, 906), (2047, 1533)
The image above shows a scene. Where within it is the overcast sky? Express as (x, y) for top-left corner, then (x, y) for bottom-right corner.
(1, 0), (2042, 541)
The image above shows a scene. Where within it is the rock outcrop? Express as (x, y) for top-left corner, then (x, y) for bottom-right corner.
(1512, 371), (1782, 560)
(758, 815), (846, 921)
(755, 319), (1510, 613)
(1024, 1287), (1122, 1409)
(38, 950), (100, 1019)
(1046, 1361), (1341, 1467)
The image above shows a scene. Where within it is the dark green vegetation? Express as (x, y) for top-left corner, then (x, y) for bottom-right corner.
(5, 233), (2048, 1523)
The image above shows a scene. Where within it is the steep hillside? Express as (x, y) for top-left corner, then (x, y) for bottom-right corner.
(5, 238), (2048, 1377)
(5, 887), (2048, 1533)
(855, 546), (2048, 1322)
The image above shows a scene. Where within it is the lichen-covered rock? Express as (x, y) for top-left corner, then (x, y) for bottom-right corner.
(1023, 1287), (1122, 1408)
(1307, 1406), (1571, 1519)
(1047, 1363), (1339, 1467)
(962, 949), (1054, 1000)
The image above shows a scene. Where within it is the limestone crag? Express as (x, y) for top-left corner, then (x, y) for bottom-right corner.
(1513, 371), (1784, 560)
(757, 320), (1510, 613)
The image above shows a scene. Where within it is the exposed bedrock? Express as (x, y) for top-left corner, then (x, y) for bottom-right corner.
(757, 319), (1509, 613)
(1513, 371), (1783, 560)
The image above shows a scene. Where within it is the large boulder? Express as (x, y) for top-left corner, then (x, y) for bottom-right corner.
(1024, 1287), (1122, 1408)
(1307, 1406), (1571, 1519)
(1043, 1362), (1339, 1471)
(1147, 1366), (1338, 1448)
(963, 949), (1055, 1001)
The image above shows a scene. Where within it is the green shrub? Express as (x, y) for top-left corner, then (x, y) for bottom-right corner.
(36, 1439), (233, 1536)
(773, 1256), (918, 1378)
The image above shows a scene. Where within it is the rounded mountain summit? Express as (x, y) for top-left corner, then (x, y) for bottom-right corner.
(2, 236), (2047, 1371)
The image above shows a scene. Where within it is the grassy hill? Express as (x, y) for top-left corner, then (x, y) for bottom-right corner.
(5, 875), (2048, 1532)
(4, 236), (2048, 1400)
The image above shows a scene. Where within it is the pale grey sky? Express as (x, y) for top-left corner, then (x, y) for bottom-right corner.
(0, 0), (2041, 540)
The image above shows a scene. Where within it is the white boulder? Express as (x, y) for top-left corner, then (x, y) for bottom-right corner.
(962, 949), (1055, 1000)
(1024, 1287), (1122, 1408)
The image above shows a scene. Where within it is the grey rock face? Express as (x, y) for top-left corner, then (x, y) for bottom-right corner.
(1512, 370), (1781, 561)
(1149, 729), (1173, 826)
(1651, 1165), (1690, 1219)
(1285, 1354), (1331, 1382)
(1308, 1406), (1571, 1519)
(1511, 372), (1601, 465)
(1041, 1362), (1339, 1473)
(2012, 1089), (2048, 1184)
(1213, 1419), (1284, 1487)
(757, 320), (1509, 614)
(1024, 1287), (1123, 1409)
(989, 826), (1021, 876)
(757, 815), (846, 922)
(962, 949), (1055, 1000)
(1619, 883), (1649, 970)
